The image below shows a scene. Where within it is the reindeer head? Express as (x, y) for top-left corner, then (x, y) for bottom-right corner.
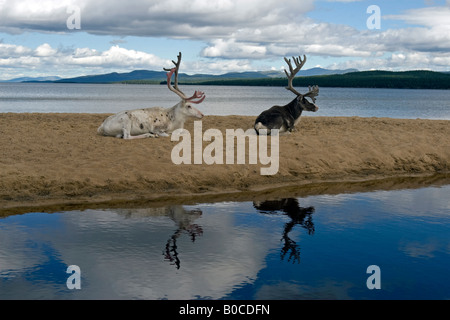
(296, 86), (319, 113)
(181, 101), (205, 119)
(165, 53), (205, 119)
(284, 55), (319, 113)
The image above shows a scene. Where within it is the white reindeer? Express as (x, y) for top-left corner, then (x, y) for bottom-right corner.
(97, 52), (205, 139)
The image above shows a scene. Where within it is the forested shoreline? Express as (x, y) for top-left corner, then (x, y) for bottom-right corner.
(122, 70), (450, 89)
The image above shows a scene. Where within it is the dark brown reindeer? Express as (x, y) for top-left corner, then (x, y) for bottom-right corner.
(254, 55), (319, 135)
(253, 198), (315, 263)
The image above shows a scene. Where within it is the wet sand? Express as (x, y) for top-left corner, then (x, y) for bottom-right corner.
(0, 113), (449, 210)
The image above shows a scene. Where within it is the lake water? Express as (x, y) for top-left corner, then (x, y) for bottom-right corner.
(1, 83), (449, 301)
(1, 182), (449, 300)
(0, 83), (450, 119)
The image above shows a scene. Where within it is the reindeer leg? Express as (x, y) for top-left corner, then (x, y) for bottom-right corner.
(121, 128), (156, 139)
(276, 116), (296, 135)
(130, 133), (157, 139)
(155, 131), (170, 137)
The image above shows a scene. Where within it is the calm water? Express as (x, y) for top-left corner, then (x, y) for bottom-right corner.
(1, 83), (449, 300)
(0, 83), (450, 119)
(1, 184), (449, 300)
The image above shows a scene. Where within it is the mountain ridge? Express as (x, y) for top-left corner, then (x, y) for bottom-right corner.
(1, 67), (357, 83)
(3, 68), (450, 89)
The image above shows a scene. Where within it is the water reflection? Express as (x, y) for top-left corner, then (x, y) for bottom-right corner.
(0, 183), (449, 299)
(162, 207), (203, 269)
(115, 206), (204, 270)
(254, 199), (315, 263)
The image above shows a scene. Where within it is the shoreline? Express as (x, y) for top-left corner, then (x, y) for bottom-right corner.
(1, 173), (449, 216)
(1, 113), (449, 212)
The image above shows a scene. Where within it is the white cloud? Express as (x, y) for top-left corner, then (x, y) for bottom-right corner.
(329, 51), (450, 71)
(385, 6), (450, 29)
(73, 47), (98, 58)
(67, 45), (168, 68)
(35, 43), (57, 57)
(1, 0), (450, 74)
(202, 39), (267, 59)
(0, 56), (39, 67)
(0, 40), (258, 77)
(0, 0), (315, 37)
(0, 42), (171, 77)
(0, 42), (32, 57)
(188, 58), (254, 74)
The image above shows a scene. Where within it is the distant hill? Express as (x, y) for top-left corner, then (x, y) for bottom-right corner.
(54, 70), (165, 83)
(193, 70), (450, 90)
(33, 67), (357, 84)
(4, 68), (450, 89)
(2, 76), (61, 82)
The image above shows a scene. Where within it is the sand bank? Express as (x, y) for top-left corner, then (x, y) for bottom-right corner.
(0, 113), (449, 210)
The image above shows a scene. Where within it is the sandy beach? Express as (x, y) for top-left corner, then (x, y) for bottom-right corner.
(0, 113), (449, 210)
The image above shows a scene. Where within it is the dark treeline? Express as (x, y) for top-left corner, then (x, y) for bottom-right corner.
(123, 70), (450, 89)
(191, 71), (450, 89)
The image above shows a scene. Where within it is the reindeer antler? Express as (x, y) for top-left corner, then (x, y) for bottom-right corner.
(164, 52), (205, 103)
(284, 55), (307, 96)
(164, 52), (186, 100)
(303, 85), (319, 103)
(185, 90), (206, 104)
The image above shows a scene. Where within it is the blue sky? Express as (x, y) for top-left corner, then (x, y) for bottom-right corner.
(1, 0), (450, 79)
